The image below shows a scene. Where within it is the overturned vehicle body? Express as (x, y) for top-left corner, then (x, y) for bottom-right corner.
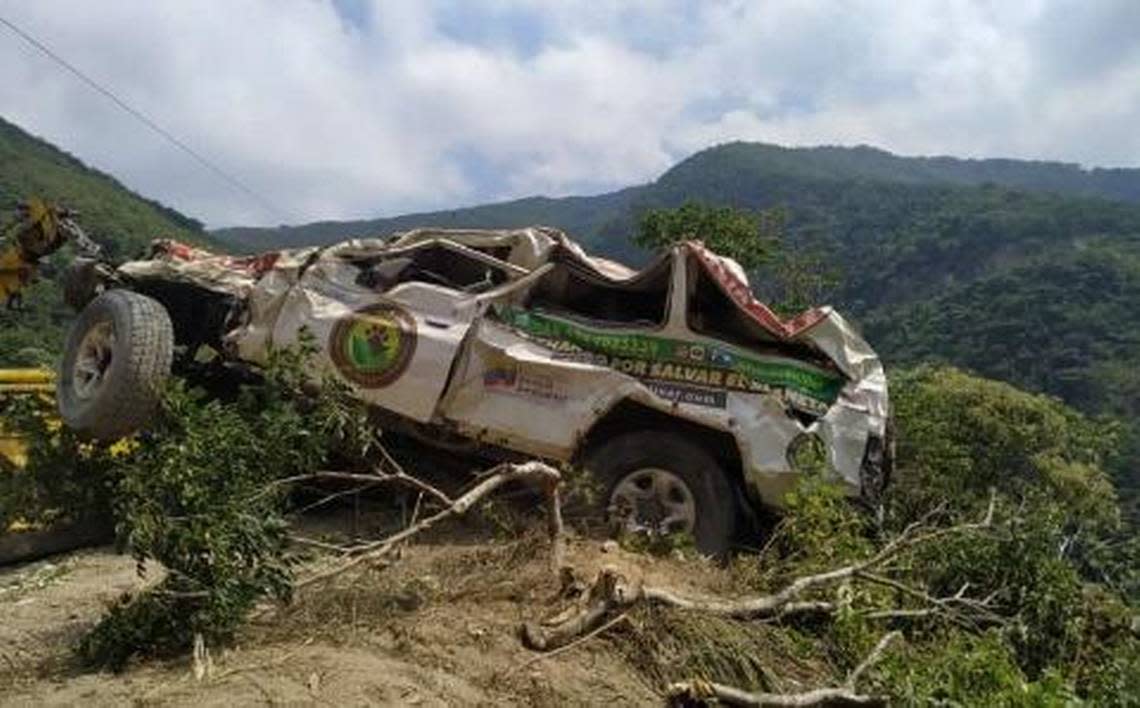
(59, 228), (891, 555)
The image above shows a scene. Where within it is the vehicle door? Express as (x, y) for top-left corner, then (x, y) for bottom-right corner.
(270, 240), (523, 422)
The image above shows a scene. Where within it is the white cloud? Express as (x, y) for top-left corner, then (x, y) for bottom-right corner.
(0, 0), (1136, 228)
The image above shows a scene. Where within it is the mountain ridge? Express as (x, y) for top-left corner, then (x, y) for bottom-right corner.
(211, 141), (1140, 253)
(0, 117), (206, 256)
(0, 115), (208, 364)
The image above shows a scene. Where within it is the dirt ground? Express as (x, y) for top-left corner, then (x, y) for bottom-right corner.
(0, 510), (765, 707)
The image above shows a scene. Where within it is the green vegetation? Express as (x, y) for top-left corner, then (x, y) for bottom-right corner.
(83, 342), (381, 670)
(875, 367), (1138, 701)
(862, 236), (1140, 520)
(4, 335), (1136, 701)
(634, 200), (838, 314)
(0, 335), (371, 670)
(0, 116), (208, 367)
(76, 378), (303, 669)
(708, 366), (1138, 704)
(634, 201), (782, 270)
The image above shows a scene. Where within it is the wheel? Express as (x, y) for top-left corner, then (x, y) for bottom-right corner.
(58, 290), (173, 440)
(584, 431), (738, 558)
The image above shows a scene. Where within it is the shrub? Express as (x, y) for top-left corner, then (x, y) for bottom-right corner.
(874, 630), (1078, 705)
(884, 366), (1138, 684)
(0, 392), (120, 531)
(79, 343), (373, 670)
(888, 365), (1119, 530)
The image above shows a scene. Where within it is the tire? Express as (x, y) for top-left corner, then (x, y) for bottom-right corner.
(584, 431), (738, 558)
(58, 290), (173, 440)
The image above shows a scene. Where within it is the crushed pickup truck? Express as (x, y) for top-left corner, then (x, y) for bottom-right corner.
(58, 227), (891, 555)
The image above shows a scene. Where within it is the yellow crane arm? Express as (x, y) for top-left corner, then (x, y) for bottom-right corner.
(0, 197), (101, 310)
(0, 243), (34, 305)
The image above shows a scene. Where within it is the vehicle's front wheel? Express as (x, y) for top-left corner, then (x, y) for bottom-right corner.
(585, 431), (738, 558)
(58, 290), (173, 440)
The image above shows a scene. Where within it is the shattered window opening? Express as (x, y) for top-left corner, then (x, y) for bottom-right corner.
(353, 244), (514, 294)
(525, 252), (671, 327)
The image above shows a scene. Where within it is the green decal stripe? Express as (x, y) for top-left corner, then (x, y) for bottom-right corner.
(496, 307), (843, 403)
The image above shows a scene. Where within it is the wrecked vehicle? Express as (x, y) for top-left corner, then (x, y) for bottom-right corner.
(58, 227), (891, 555)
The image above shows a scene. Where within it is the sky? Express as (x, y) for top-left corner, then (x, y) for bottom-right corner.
(1, 0), (1138, 228)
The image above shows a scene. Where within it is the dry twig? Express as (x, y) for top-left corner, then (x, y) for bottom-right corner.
(666, 631), (900, 706)
(295, 461), (564, 590)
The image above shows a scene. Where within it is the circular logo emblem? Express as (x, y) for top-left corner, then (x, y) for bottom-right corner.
(329, 302), (417, 387)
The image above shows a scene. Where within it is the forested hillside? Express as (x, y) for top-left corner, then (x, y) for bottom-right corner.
(0, 116), (207, 365)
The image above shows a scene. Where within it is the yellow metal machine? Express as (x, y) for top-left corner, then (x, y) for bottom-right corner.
(0, 368), (55, 468)
(0, 197), (101, 309)
(0, 198), (102, 469)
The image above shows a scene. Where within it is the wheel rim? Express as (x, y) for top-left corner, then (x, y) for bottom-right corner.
(73, 321), (115, 401)
(609, 467), (697, 536)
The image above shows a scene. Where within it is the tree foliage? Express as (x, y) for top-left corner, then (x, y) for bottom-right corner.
(703, 365), (1139, 704)
(634, 201), (782, 271)
(75, 343), (373, 670)
(633, 200), (838, 315)
(875, 366), (1138, 700)
(0, 391), (120, 530)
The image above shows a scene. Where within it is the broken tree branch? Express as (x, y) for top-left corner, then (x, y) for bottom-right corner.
(295, 461), (563, 590)
(544, 472), (567, 574)
(855, 572), (1003, 628)
(293, 481), (381, 516)
(506, 613), (631, 678)
(522, 493), (997, 651)
(666, 631), (900, 707)
(847, 631), (900, 686)
(272, 467), (454, 510)
(255, 442), (454, 514)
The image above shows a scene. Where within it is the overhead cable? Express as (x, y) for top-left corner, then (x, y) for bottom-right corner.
(0, 14), (290, 221)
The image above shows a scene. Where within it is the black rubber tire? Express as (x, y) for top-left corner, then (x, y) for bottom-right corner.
(58, 290), (173, 440)
(584, 431), (738, 558)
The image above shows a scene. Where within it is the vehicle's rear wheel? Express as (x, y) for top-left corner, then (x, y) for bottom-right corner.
(58, 290), (173, 440)
(584, 431), (738, 558)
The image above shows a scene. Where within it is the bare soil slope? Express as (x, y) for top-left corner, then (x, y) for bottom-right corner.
(1, 521), (830, 706)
